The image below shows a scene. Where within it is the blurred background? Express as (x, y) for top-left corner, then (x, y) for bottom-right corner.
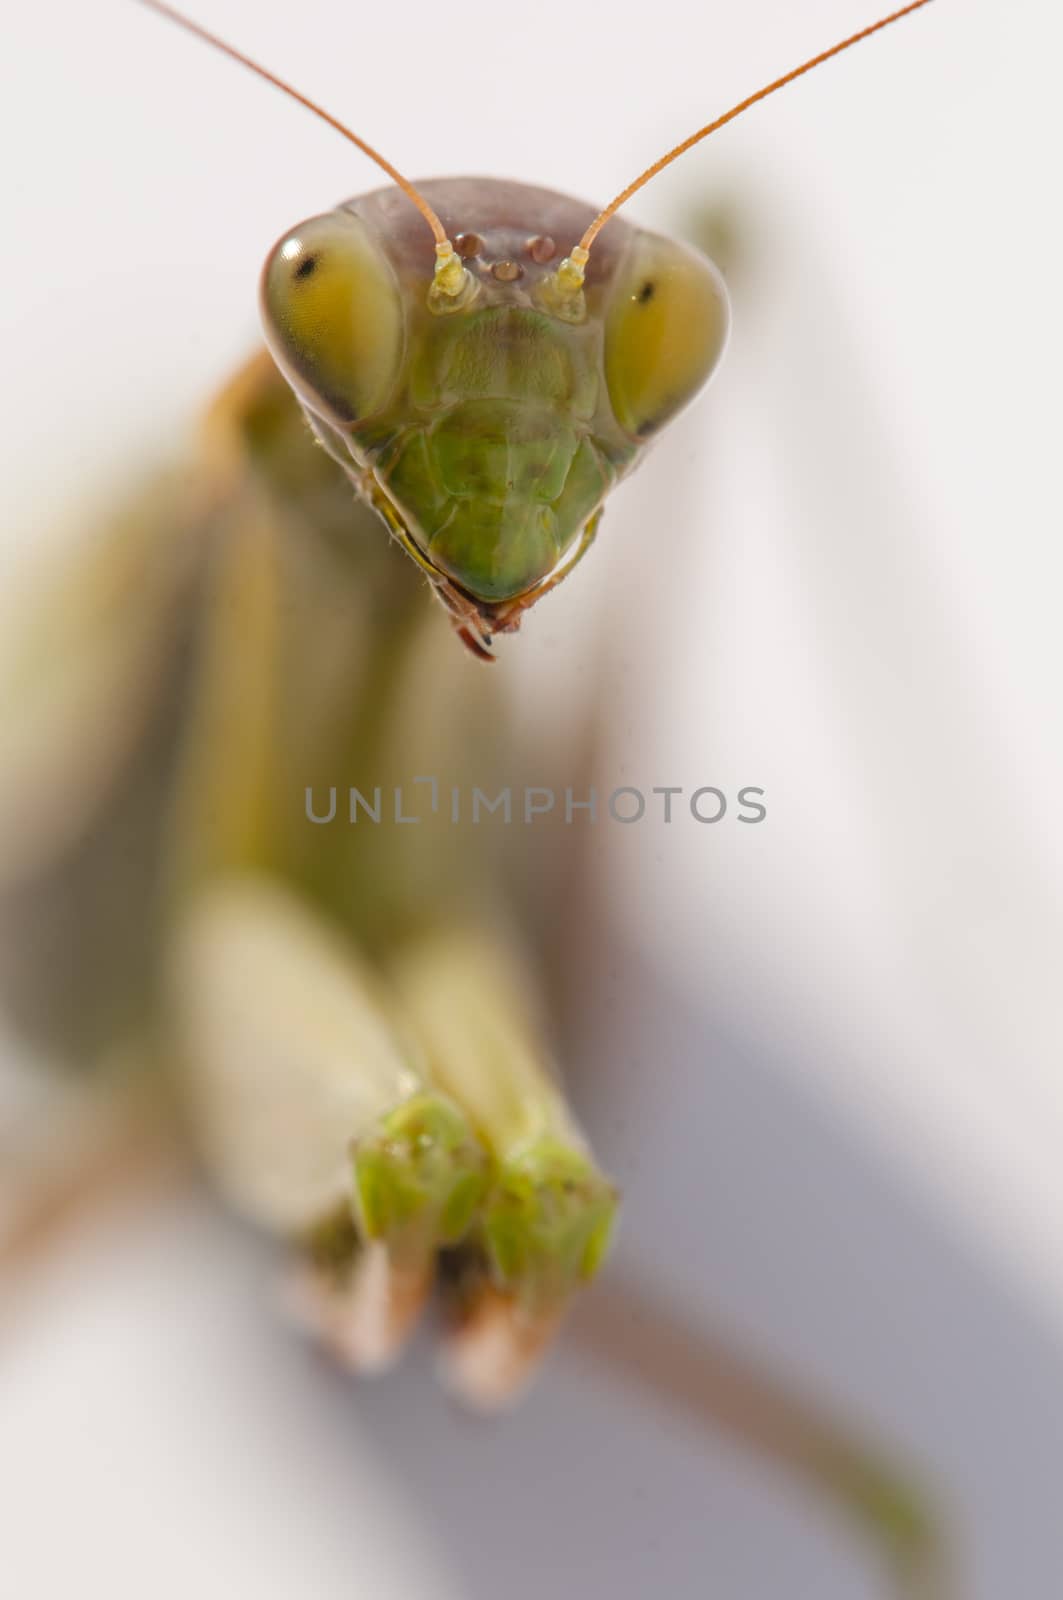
(2, 1), (1062, 1595)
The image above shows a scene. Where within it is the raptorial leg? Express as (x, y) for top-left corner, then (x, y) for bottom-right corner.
(167, 875), (491, 1372)
(388, 927), (618, 1408)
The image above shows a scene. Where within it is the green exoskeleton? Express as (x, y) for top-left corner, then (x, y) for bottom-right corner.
(1, 1), (952, 1594)
(259, 176), (729, 658)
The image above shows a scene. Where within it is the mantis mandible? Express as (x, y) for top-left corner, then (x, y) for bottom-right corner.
(0, 2), (952, 1594)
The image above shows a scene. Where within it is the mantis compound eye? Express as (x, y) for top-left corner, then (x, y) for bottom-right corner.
(603, 232), (730, 439)
(260, 211), (404, 424)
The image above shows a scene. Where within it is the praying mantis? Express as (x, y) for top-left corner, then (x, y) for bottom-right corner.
(0, 1), (957, 1594)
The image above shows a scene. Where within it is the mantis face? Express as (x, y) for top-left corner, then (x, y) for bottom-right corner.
(261, 179), (729, 646)
(135, 0), (934, 654)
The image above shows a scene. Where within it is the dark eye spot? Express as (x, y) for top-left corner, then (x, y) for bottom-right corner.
(637, 280), (655, 304)
(491, 259), (523, 282)
(526, 234), (556, 264)
(455, 232), (484, 259)
(295, 253), (318, 280)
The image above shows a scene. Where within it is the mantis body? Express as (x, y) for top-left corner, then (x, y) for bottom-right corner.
(0, 2), (952, 1593)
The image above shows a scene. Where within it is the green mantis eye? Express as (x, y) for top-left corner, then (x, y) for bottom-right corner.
(260, 212), (404, 425)
(603, 233), (730, 439)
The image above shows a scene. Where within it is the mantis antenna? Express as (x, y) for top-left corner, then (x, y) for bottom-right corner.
(133, 0), (469, 298)
(553, 0), (937, 295)
(136, 1), (935, 302)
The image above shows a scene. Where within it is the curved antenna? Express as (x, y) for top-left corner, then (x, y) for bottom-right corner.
(133, 1), (468, 295)
(558, 0), (936, 289)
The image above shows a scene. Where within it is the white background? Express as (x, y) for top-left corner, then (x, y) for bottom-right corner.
(2, 2), (1062, 1596)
